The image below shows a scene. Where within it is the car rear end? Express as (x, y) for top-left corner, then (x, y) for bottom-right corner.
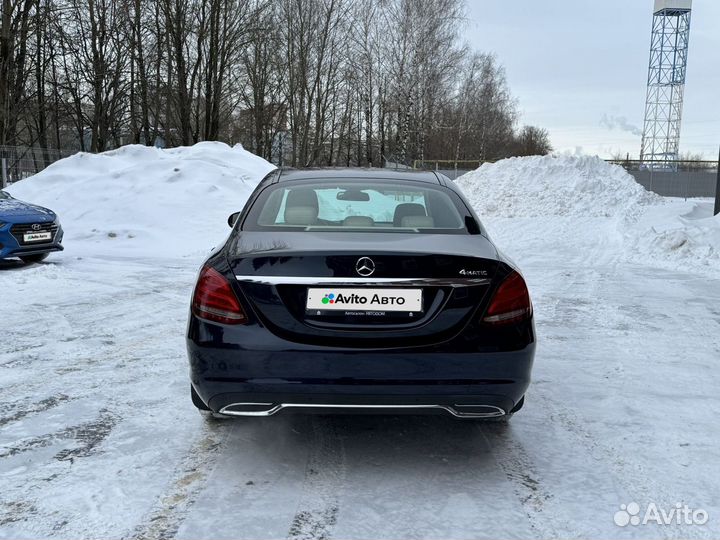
(186, 172), (535, 419)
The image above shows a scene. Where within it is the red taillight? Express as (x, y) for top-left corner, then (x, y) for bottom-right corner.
(483, 271), (532, 325)
(192, 266), (248, 325)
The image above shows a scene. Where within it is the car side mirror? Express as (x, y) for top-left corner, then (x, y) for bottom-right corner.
(228, 211), (241, 228)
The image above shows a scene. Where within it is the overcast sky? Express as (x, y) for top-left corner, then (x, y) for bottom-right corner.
(465, 1), (720, 159)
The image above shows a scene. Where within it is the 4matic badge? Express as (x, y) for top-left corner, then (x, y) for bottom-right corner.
(459, 269), (487, 276)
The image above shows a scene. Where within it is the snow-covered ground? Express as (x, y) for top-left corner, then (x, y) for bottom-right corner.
(1, 149), (719, 539)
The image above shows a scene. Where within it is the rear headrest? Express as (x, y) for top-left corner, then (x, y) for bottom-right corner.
(343, 216), (375, 227)
(393, 203), (426, 226)
(285, 189), (318, 224)
(401, 215), (435, 229)
(285, 207), (317, 226)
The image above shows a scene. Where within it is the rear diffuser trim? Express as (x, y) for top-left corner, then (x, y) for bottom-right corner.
(218, 402), (506, 418)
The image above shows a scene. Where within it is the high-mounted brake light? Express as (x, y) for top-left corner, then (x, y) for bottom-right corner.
(192, 266), (248, 325)
(483, 271), (532, 325)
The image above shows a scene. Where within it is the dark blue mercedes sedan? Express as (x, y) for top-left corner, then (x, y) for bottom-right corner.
(0, 190), (63, 264)
(187, 169), (535, 421)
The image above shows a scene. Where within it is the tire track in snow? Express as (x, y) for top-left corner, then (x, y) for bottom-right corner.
(0, 394), (71, 428)
(478, 423), (569, 539)
(127, 421), (232, 540)
(532, 255), (715, 540)
(0, 265), (184, 408)
(0, 409), (118, 461)
(0, 259), (203, 538)
(531, 389), (715, 540)
(0, 410), (120, 529)
(286, 416), (347, 540)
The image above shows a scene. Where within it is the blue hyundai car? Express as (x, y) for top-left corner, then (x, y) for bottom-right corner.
(0, 190), (63, 264)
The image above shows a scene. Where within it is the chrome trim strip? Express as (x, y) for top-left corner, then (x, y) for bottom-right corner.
(235, 276), (491, 287)
(218, 402), (505, 419)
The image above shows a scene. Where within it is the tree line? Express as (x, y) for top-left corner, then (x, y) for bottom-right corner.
(0, 0), (552, 167)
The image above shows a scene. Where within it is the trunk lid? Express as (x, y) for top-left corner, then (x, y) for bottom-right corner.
(228, 232), (501, 347)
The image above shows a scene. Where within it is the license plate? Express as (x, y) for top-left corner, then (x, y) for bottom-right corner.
(306, 288), (423, 314)
(23, 231), (52, 243)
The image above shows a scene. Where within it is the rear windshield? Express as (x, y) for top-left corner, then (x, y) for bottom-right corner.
(243, 180), (469, 234)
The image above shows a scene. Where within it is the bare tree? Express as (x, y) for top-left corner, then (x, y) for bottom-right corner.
(239, 0), (285, 160)
(2, 0), (550, 167)
(0, 0), (34, 145)
(513, 126), (552, 156)
(53, 0), (131, 151)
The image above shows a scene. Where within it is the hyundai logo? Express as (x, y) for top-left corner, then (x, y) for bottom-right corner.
(355, 257), (375, 277)
(31, 224), (42, 231)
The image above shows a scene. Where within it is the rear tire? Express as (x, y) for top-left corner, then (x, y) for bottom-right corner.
(20, 253), (49, 264)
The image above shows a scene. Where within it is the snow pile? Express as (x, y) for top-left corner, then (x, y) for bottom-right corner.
(457, 155), (719, 276)
(626, 200), (720, 275)
(456, 155), (660, 219)
(6, 142), (275, 257)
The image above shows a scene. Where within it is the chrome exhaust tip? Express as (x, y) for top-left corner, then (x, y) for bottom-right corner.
(219, 403), (282, 416)
(218, 402), (506, 418)
(449, 404), (506, 418)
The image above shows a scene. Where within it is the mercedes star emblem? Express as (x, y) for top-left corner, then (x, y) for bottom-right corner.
(355, 257), (375, 277)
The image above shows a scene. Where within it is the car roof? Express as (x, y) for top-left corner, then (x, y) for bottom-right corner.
(275, 167), (443, 185)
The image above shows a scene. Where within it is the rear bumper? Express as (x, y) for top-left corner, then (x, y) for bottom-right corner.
(187, 322), (535, 416)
